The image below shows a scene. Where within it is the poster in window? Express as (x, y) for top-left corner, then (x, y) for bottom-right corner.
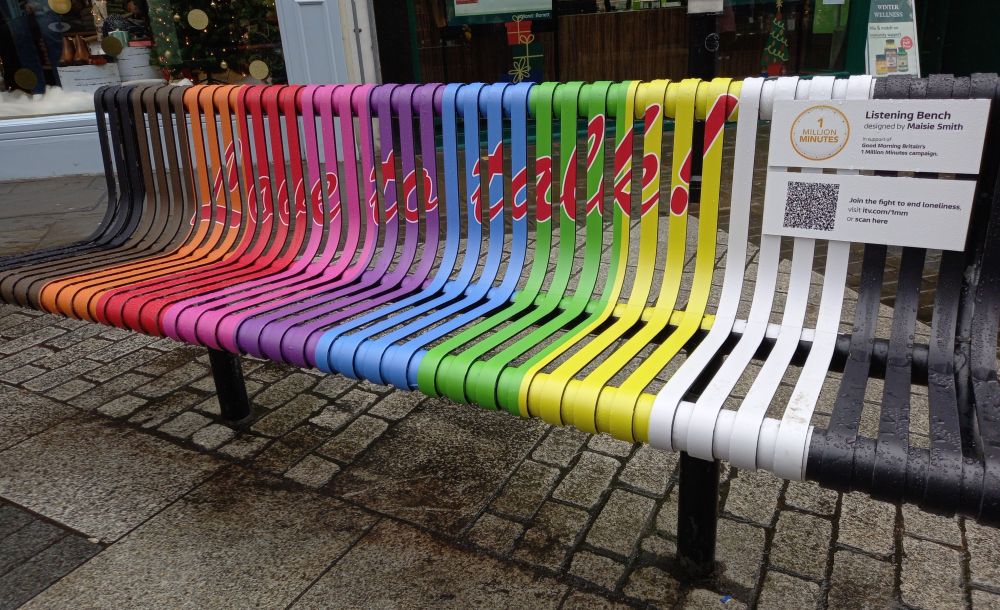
(447, 0), (551, 25)
(866, 0), (920, 77)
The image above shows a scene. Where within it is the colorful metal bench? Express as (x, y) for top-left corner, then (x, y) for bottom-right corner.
(1, 74), (998, 576)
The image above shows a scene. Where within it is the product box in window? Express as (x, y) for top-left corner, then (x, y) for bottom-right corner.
(117, 46), (161, 82)
(57, 63), (121, 93)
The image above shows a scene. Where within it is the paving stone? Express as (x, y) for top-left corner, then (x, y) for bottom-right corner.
(623, 566), (682, 606)
(0, 384), (76, 451)
(0, 315), (51, 340)
(335, 388), (380, 412)
(683, 589), (747, 609)
(293, 520), (566, 609)
(553, 452), (620, 509)
(158, 411), (212, 440)
(0, 534), (101, 610)
(757, 571), (820, 610)
(312, 375), (355, 400)
(368, 390), (423, 420)
(618, 445), (675, 496)
(35, 337), (112, 369)
(254, 426), (329, 475)
(838, 492), (896, 557)
(252, 394), (326, 437)
(23, 468), (375, 609)
(828, 550), (894, 610)
(285, 455), (341, 489)
(52, 317), (88, 330)
(901, 536), (964, 609)
(2, 364), (46, 384)
(95, 394), (148, 419)
(45, 324), (104, 349)
(217, 433), (271, 460)
(355, 379), (389, 394)
(0, 518), (66, 575)
(515, 501), (590, 570)
(562, 590), (634, 609)
(0, 346), (51, 374)
(247, 361), (295, 383)
(902, 505), (962, 547)
(84, 348), (162, 383)
(147, 336), (182, 351)
(532, 426), (588, 467)
(640, 533), (677, 559)
(192, 393), (223, 416)
(189, 375), (218, 393)
(0, 326), (65, 354)
(967, 520), (1000, 589)
(655, 488), (679, 536)
(252, 372), (317, 409)
(25, 356), (100, 393)
(0, 313), (37, 336)
(491, 460), (560, 519)
(135, 361), (210, 398)
(88, 333), (159, 362)
(769, 511), (832, 580)
(587, 489), (656, 558)
(587, 433), (635, 458)
(191, 423), (237, 451)
(318, 415), (389, 462)
(0, 415), (220, 541)
(723, 468), (782, 526)
(133, 346), (205, 377)
(309, 405), (355, 432)
(69, 372), (152, 410)
(0, 505), (33, 539)
(569, 551), (625, 591)
(192, 368), (265, 396)
(128, 390), (203, 429)
(44, 378), (95, 402)
(973, 589), (1000, 609)
(467, 513), (524, 555)
(96, 327), (132, 342)
(716, 518), (766, 590)
(784, 480), (838, 516)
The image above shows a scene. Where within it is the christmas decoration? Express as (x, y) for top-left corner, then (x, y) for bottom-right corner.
(148, 0), (285, 82)
(504, 16), (543, 84)
(504, 19), (532, 45)
(91, 0), (108, 37)
(48, 0), (71, 15)
(761, 0), (789, 76)
(248, 59), (269, 80)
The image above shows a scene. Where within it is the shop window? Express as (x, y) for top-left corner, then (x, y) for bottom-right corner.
(392, 0), (851, 85)
(0, 0), (286, 119)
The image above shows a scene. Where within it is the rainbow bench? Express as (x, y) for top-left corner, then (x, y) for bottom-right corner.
(2, 74), (999, 574)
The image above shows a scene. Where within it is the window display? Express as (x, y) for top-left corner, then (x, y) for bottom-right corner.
(0, 0), (285, 119)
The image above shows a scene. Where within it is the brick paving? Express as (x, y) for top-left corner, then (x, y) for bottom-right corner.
(0, 170), (998, 609)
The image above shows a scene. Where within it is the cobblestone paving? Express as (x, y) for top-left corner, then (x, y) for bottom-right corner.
(0, 174), (998, 608)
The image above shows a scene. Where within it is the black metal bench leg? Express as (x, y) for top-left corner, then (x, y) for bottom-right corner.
(207, 349), (251, 424)
(676, 452), (719, 578)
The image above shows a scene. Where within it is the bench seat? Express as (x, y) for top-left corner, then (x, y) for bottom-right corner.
(2, 74), (999, 572)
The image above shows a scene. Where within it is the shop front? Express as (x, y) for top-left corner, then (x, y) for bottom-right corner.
(1, 0), (997, 179)
(0, 0), (377, 178)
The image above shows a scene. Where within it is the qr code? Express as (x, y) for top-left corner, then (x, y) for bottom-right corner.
(783, 181), (839, 231)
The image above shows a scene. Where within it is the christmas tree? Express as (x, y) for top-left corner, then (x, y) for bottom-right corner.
(148, 0), (285, 83)
(761, 0), (789, 76)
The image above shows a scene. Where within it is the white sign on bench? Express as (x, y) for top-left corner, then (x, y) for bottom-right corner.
(763, 98), (991, 250)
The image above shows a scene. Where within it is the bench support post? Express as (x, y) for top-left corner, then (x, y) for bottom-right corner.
(207, 349), (251, 424)
(676, 452), (719, 578)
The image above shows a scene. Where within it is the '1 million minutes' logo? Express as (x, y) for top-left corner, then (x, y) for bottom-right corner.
(789, 105), (850, 161)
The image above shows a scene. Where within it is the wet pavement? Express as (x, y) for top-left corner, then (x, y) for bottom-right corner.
(0, 173), (997, 609)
